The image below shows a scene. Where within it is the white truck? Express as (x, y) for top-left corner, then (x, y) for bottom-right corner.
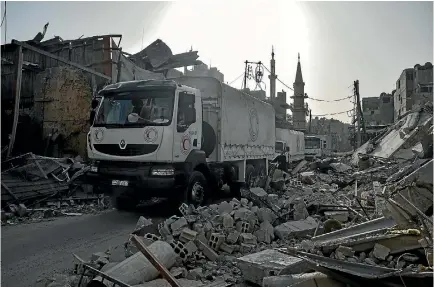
(275, 128), (305, 164)
(304, 134), (331, 159)
(86, 77), (275, 209)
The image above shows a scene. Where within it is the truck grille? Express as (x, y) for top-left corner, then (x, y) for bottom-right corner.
(93, 144), (158, 156)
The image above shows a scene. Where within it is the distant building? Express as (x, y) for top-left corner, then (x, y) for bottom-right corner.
(308, 117), (352, 152)
(362, 92), (394, 126)
(184, 63), (224, 82)
(394, 62), (433, 121)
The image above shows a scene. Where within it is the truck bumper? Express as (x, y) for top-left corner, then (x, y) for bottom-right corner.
(85, 161), (186, 200)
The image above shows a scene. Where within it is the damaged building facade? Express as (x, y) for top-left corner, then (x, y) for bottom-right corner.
(394, 62), (433, 121)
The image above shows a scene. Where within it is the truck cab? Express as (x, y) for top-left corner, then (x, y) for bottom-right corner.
(87, 80), (210, 209)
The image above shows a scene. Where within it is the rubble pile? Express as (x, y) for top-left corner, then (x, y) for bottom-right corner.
(1, 152), (110, 225)
(35, 105), (434, 287)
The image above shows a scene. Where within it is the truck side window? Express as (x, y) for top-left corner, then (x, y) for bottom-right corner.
(177, 92), (196, 133)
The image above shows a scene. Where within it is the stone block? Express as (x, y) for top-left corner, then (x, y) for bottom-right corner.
(218, 201), (233, 215)
(236, 221), (250, 233)
(335, 246), (354, 258)
(195, 239), (219, 261)
(222, 213), (234, 228)
(373, 243), (391, 260)
(249, 187), (268, 200)
(257, 207), (277, 223)
(234, 208), (252, 221)
(185, 241), (198, 255)
(274, 217), (318, 240)
(236, 249), (310, 285)
(293, 201), (309, 221)
(171, 217), (188, 235)
(158, 223), (172, 239)
(240, 233), (257, 245)
(170, 267), (188, 278)
(219, 243), (235, 254)
(227, 231), (241, 244)
(324, 211), (349, 223)
(254, 221), (274, 244)
(208, 233), (226, 250)
(179, 228), (198, 243)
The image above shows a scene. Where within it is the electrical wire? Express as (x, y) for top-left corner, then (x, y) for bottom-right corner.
(262, 63), (354, 102)
(0, 1), (5, 27)
(311, 109), (354, 117)
(228, 72), (245, 86)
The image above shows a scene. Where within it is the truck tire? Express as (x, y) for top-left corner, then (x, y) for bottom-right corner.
(111, 195), (137, 211)
(201, 121), (216, 157)
(185, 171), (208, 207)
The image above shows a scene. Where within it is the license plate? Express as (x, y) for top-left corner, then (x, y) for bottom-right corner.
(111, 180), (129, 187)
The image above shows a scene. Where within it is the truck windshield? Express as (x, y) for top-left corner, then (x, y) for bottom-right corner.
(275, 141), (284, 152)
(94, 89), (175, 127)
(305, 137), (321, 149)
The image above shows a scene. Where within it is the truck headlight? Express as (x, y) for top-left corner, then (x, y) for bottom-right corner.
(151, 167), (174, 176)
(94, 129), (104, 142)
(90, 166), (98, 173)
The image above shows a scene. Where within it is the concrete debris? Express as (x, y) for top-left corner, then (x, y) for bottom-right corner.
(36, 133), (433, 287)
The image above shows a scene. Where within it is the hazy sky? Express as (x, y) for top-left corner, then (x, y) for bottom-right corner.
(1, 1), (433, 123)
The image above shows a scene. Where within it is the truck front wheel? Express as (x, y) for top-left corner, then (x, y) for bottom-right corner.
(185, 171), (207, 207)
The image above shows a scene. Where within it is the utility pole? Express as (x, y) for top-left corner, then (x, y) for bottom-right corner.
(243, 60), (248, 90)
(308, 109), (312, 134)
(355, 80), (362, 148)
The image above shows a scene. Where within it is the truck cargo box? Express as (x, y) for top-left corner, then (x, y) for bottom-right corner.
(276, 128), (305, 162)
(173, 76), (275, 162)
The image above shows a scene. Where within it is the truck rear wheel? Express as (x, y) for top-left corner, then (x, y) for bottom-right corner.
(185, 171), (207, 207)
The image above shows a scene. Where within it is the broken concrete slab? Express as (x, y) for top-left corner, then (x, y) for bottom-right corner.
(93, 240), (177, 286)
(263, 272), (346, 287)
(324, 211), (349, 223)
(131, 278), (204, 287)
(236, 249), (310, 285)
(372, 243), (391, 260)
(274, 217), (318, 240)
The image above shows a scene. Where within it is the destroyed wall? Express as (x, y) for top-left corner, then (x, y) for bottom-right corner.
(33, 66), (92, 158)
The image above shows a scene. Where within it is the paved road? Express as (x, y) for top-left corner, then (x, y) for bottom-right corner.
(1, 205), (172, 287)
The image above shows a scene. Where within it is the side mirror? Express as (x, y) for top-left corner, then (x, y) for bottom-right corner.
(91, 99), (99, 109)
(127, 113), (140, 123)
(285, 146), (289, 152)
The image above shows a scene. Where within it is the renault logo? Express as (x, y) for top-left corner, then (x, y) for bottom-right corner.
(119, 139), (127, 150)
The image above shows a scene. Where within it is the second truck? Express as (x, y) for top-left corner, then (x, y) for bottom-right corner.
(86, 76), (276, 209)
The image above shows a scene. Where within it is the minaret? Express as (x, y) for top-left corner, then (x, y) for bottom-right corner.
(268, 46), (277, 101)
(290, 53), (308, 132)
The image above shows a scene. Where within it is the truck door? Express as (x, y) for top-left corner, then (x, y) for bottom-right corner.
(173, 91), (202, 161)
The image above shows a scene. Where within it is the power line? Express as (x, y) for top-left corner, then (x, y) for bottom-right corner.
(262, 63), (353, 102)
(311, 109), (354, 117)
(228, 72), (245, 85)
(0, 1), (5, 27)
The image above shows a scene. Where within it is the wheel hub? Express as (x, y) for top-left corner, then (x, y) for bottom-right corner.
(191, 182), (204, 204)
